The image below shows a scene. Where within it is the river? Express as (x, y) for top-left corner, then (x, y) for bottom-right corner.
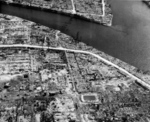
(108, 0), (150, 70)
(0, 0), (150, 71)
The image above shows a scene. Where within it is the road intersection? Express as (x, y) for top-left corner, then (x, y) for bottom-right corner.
(70, 0), (105, 16)
(0, 44), (150, 90)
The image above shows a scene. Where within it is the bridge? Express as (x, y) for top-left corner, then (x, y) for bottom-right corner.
(0, 1), (150, 71)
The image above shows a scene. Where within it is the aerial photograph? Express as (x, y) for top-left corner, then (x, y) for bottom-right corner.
(0, 0), (150, 122)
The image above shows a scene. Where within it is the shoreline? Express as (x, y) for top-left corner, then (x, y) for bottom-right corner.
(0, 0), (113, 26)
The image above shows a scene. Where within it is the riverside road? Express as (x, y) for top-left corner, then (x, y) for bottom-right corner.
(0, 0), (150, 71)
(1, 44), (150, 90)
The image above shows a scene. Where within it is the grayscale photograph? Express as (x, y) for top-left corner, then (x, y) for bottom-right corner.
(0, 0), (150, 122)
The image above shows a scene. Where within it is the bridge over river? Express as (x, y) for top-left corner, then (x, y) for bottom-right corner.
(0, 0), (150, 71)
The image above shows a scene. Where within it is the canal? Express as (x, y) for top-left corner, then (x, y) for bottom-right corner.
(0, 0), (150, 71)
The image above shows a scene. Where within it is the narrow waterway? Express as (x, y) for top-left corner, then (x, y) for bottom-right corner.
(0, 0), (150, 71)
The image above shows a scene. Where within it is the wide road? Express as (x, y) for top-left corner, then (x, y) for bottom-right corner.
(1, 44), (150, 90)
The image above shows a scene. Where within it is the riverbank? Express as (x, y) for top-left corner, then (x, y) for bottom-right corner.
(1, 0), (150, 73)
(0, 14), (150, 88)
(1, 0), (113, 26)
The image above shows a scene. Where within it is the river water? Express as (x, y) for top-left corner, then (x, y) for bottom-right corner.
(108, 0), (150, 71)
(1, 0), (150, 71)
